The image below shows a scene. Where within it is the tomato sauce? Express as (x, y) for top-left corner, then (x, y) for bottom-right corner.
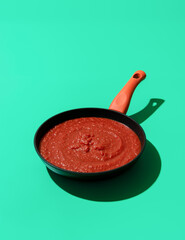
(39, 117), (141, 173)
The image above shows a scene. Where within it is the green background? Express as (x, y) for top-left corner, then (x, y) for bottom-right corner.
(1, 0), (185, 239)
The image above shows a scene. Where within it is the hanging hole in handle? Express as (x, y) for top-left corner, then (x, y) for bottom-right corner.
(133, 73), (140, 79)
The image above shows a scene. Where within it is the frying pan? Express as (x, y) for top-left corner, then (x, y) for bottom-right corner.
(34, 70), (146, 179)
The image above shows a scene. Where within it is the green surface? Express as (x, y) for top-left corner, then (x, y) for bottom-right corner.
(1, 1), (185, 239)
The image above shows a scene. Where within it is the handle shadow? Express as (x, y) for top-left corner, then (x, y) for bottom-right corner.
(129, 98), (165, 124)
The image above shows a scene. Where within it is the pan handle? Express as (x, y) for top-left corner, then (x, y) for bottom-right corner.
(109, 70), (146, 114)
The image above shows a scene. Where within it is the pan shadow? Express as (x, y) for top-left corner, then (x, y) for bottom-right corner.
(46, 98), (164, 201)
(47, 140), (161, 201)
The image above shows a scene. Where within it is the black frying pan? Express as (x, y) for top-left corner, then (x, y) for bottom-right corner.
(34, 70), (146, 179)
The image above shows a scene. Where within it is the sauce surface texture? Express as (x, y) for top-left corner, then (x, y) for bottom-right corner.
(39, 117), (141, 173)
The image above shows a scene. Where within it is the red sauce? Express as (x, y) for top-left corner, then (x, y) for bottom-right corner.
(39, 117), (141, 173)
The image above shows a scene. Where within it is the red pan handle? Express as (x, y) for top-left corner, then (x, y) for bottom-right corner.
(109, 70), (146, 114)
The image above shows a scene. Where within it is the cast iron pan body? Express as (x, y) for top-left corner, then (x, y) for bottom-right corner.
(34, 108), (146, 179)
(34, 71), (146, 180)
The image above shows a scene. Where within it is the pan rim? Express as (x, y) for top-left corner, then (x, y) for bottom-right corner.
(34, 107), (146, 177)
